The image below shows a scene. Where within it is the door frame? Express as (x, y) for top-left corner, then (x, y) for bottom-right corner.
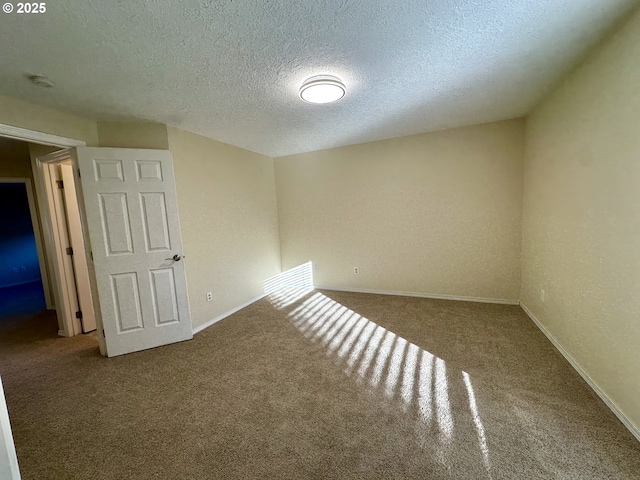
(32, 149), (103, 353)
(59, 163), (97, 334)
(0, 123), (86, 148)
(0, 177), (51, 309)
(0, 124), (94, 342)
(32, 149), (84, 338)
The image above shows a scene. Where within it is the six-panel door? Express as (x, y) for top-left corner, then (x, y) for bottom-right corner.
(75, 147), (192, 357)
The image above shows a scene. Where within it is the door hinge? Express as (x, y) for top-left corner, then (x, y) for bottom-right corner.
(77, 168), (81, 178)
(102, 329), (105, 338)
(90, 251), (93, 261)
(75, 310), (83, 319)
(56, 180), (64, 189)
(66, 246), (73, 255)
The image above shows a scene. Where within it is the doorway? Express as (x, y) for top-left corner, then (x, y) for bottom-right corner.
(0, 125), (193, 358)
(33, 149), (97, 337)
(0, 130), (96, 346)
(0, 181), (45, 318)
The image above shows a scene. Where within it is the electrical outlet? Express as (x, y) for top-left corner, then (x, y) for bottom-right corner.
(354, 267), (359, 275)
(313, 263), (319, 272)
(206, 292), (213, 302)
(540, 289), (545, 303)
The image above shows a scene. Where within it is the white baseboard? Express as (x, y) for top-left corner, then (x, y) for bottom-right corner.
(520, 302), (640, 443)
(315, 285), (520, 305)
(192, 293), (267, 335)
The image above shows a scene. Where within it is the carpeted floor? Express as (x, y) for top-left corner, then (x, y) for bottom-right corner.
(0, 288), (638, 479)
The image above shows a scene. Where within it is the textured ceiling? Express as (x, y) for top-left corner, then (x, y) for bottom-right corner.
(0, 1), (637, 157)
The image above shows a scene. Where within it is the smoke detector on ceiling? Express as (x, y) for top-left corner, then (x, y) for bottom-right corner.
(299, 75), (345, 104)
(28, 75), (55, 88)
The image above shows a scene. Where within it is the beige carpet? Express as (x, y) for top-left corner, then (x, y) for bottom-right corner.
(0, 288), (638, 479)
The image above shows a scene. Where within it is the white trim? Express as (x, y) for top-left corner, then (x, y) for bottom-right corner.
(31, 155), (65, 332)
(315, 285), (520, 305)
(0, 178), (51, 307)
(45, 160), (81, 335)
(520, 302), (640, 443)
(0, 124), (85, 147)
(0, 375), (21, 480)
(31, 151), (83, 337)
(192, 293), (267, 335)
(35, 148), (73, 164)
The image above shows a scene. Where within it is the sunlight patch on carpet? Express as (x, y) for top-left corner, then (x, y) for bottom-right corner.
(263, 262), (314, 307)
(267, 288), (493, 476)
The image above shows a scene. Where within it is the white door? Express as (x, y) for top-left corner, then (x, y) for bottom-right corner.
(60, 164), (97, 333)
(0, 376), (21, 480)
(74, 147), (192, 357)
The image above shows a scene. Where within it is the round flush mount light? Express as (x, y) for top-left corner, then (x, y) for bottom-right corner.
(28, 75), (55, 88)
(299, 75), (346, 104)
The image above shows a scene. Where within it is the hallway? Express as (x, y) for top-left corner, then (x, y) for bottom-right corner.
(0, 282), (45, 319)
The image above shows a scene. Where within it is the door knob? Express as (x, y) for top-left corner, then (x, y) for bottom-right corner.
(172, 254), (182, 261)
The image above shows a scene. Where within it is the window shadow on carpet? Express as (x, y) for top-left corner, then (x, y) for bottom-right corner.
(268, 287), (493, 478)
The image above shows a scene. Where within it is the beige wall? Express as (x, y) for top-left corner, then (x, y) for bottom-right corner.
(167, 127), (281, 329)
(521, 10), (640, 430)
(275, 119), (524, 302)
(98, 122), (169, 150)
(0, 95), (98, 146)
(0, 138), (32, 178)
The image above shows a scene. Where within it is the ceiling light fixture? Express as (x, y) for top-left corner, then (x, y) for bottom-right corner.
(299, 75), (346, 104)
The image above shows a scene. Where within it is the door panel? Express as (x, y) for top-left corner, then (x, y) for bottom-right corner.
(75, 147), (192, 357)
(111, 272), (144, 332)
(150, 268), (179, 325)
(140, 192), (171, 251)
